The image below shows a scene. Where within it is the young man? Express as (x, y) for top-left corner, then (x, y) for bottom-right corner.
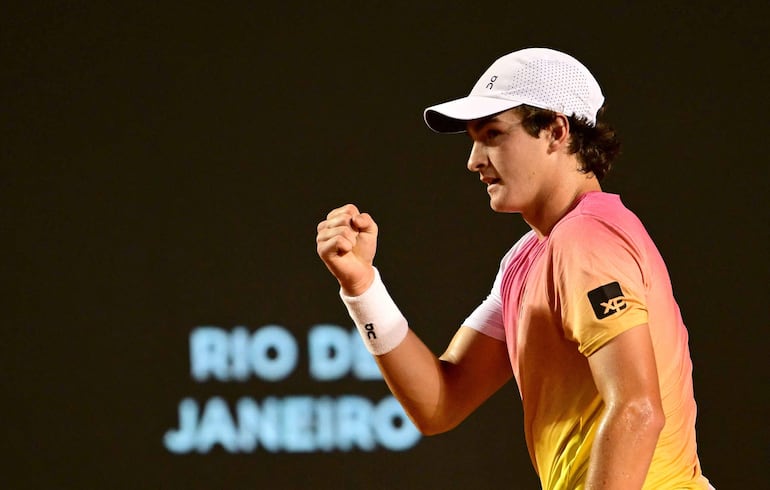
(316, 48), (712, 489)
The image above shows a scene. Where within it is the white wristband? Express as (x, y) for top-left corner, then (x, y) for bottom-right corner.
(339, 268), (409, 355)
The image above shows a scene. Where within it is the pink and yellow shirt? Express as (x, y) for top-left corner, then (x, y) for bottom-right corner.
(464, 192), (710, 489)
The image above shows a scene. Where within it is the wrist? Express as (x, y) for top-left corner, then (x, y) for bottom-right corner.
(340, 267), (409, 355)
(339, 267), (376, 297)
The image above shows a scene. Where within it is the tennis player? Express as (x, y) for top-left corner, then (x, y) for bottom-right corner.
(316, 47), (712, 489)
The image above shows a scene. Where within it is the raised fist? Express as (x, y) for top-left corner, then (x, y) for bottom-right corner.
(316, 204), (378, 296)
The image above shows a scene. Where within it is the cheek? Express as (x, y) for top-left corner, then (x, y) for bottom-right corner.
(492, 147), (518, 176)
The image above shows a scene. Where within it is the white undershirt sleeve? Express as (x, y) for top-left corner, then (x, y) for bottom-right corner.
(461, 232), (535, 342)
(462, 271), (505, 341)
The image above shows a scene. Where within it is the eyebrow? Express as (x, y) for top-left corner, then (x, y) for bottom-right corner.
(468, 116), (502, 133)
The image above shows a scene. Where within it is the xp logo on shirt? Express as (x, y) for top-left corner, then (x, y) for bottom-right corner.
(587, 282), (627, 320)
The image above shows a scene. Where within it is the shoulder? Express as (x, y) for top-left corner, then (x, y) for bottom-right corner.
(550, 193), (646, 248)
(500, 230), (538, 269)
(546, 194), (655, 276)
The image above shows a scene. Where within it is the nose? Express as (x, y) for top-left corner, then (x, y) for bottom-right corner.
(467, 141), (487, 172)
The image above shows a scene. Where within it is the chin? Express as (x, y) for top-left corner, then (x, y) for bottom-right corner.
(489, 198), (520, 214)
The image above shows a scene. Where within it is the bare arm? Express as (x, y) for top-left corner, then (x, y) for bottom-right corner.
(585, 324), (665, 489)
(316, 204), (512, 434)
(377, 326), (512, 435)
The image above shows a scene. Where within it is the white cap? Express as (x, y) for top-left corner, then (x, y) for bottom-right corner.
(424, 48), (605, 133)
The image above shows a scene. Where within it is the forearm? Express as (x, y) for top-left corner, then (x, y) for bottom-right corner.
(376, 326), (511, 435)
(316, 209), (499, 432)
(585, 402), (664, 489)
(339, 268), (511, 436)
(375, 330), (455, 434)
(338, 268), (457, 433)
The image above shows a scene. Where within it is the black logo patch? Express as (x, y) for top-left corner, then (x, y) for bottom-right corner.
(587, 282), (627, 319)
(364, 323), (377, 340)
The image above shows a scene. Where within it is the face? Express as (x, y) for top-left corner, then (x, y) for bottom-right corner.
(466, 109), (558, 215)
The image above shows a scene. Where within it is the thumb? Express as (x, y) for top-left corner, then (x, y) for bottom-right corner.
(351, 213), (377, 235)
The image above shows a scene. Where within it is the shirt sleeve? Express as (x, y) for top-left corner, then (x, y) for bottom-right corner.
(461, 265), (506, 341)
(550, 215), (649, 356)
(462, 232), (535, 342)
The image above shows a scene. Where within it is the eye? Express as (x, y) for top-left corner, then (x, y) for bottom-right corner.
(486, 128), (503, 140)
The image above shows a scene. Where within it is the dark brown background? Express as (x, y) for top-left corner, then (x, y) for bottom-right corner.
(3, 1), (767, 488)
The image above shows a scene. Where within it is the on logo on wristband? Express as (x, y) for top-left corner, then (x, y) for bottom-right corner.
(364, 323), (377, 340)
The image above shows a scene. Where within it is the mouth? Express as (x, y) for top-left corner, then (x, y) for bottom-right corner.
(481, 176), (501, 187)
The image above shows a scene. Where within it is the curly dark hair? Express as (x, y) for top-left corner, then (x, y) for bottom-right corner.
(514, 105), (621, 182)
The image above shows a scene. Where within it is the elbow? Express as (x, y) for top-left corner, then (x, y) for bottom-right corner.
(643, 398), (666, 436)
(412, 419), (456, 437)
(409, 413), (462, 437)
(612, 397), (665, 438)
(415, 424), (444, 437)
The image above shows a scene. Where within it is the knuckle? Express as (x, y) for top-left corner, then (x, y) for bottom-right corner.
(361, 212), (376, 225)
(341, 228), (357, 242)
(327, 204), (356, 220)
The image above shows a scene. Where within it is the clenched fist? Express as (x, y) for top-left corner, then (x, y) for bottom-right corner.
(316, 204), (378, 296)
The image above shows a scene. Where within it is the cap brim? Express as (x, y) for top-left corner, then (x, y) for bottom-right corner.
(423, 95), (525, 133)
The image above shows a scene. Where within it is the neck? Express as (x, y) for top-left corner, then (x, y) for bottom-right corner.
(523, 175), (602, 239)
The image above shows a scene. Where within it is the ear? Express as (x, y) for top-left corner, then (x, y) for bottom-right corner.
(547, 114), (570, 153)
